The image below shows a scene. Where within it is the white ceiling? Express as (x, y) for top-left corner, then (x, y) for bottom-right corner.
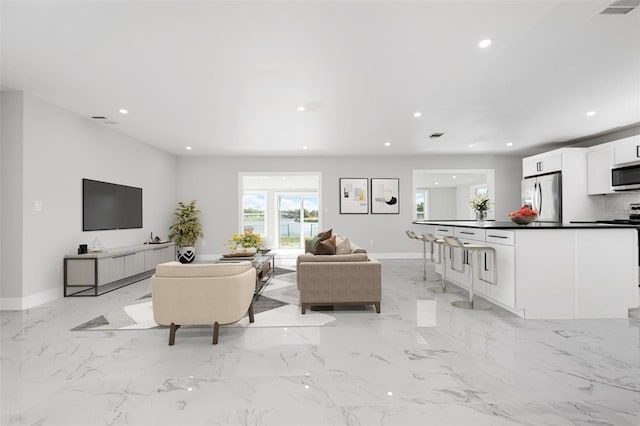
(2, 1), (639, 157)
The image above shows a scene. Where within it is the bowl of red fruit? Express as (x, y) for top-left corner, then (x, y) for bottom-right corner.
(509, 206), (538, 225)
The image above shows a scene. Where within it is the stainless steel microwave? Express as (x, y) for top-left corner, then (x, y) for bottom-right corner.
(612, 161), (640, 191)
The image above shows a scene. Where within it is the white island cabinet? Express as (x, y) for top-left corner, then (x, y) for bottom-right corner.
(415, 221), (638, 319)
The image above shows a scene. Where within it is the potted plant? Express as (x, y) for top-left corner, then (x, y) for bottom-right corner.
(227, 229), (263, 254)
(168, 200), (203, 263)
(469, 192), (492, 221)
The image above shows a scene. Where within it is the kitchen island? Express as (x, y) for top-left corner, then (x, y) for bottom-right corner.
(412, 220), (638, 319)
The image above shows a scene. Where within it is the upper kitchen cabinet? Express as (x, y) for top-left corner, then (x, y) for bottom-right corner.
(522, 151), (562, 177)
(586, 146), (615, 195)
(613, 135), (640, 165)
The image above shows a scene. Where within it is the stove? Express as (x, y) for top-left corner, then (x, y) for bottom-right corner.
(595, 219), (640, 225)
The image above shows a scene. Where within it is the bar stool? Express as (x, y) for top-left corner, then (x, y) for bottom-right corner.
(442, 236), (496, 310)
(405, 230), (438, 282)
(423, 233), (460, 293)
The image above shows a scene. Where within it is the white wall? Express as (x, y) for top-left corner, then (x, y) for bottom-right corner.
(429, 188), (457, 220)
(1, 91), (24, 301)
(177, 154), (523, 257)
(1, 91), (178, 310)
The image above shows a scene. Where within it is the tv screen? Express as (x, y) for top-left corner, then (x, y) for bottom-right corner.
(83, 179), (143, 231)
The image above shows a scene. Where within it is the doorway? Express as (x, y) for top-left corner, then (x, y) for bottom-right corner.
(239, 173), (322, 250)
(277, 194), (319, 248)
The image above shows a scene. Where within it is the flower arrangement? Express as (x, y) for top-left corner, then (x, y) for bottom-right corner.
(227, 230), (263, 252)
(469, 192), (492, 213)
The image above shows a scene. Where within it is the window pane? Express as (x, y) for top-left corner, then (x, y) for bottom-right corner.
(416, 192), (425, 220)
(243, 193), (266, 235)
(302, 195), (319, 240)
(279, 195), (302, 248)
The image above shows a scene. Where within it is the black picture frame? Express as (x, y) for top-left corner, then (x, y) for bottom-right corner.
(370, 178), (399, 214)
(339, 178), (368, 214)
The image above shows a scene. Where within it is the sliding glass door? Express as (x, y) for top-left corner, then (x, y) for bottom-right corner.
(277, 194), (319, 248)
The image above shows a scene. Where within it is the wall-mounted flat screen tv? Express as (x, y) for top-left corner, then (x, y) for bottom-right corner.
(83, 179), (143, 231)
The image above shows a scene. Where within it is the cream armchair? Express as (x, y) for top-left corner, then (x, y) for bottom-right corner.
(151, 261), (256, 345)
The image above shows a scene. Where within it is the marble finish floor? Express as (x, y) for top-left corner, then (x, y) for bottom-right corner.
(1, 259), (639, 425)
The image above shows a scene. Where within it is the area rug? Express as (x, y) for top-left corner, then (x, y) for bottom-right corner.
(71, 267), (336, 331)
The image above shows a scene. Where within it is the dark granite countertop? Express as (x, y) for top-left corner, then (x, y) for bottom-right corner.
(412, 220), (640, 230)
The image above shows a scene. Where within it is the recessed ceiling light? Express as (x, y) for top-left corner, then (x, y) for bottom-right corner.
(384, 142), (391, 147)
(302, 146), (308, 150)
(452, 175), (457, 179)
(435, 182), (439, 185)
(506, 142), (513, 147)
(297, 106), (305, 112)
(586, 111), (596, 117)
(185, 146), (192, 151)
(282, 176), (287, 180)
(468, 144), (475, 148)
(119, 109), (128, 114)
(478, 39), (492, 48)
(413, 112), (422, 118)
(387, 391), (393, 396)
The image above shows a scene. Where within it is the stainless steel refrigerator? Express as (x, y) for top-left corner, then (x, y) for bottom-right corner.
(521, 172), (562, 222)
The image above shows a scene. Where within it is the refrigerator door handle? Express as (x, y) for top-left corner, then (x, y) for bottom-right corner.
(532, 182), (538, 211)
(537, 182), (543, 215)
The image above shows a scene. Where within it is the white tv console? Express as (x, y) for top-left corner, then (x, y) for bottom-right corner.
(64, 242), (175, 296)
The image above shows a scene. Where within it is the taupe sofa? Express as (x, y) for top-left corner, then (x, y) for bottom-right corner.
(151, 261), (256, 345)
(296, 240), (382, 314)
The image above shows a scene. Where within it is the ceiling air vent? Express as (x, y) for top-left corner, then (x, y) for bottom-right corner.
(429, 133), (445, 138)
(600, 0), (639, 14)
(91, 116), (107, 120)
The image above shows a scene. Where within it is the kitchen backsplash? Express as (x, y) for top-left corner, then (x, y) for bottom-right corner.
(601, 192), (640, 219)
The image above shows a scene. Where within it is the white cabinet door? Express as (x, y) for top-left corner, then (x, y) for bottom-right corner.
(587, 148), (614, 195)
(124, 252), (145, 276)
(484, 242), (516, 309)
(97, 256), (125, 285)
(614, 136), (640, 164)
(523, 152), (562, 177)
(144, 245), (175, 271)
(159, 246), (175, 263)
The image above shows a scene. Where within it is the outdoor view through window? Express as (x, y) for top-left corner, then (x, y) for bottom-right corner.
(241, 174), (321, 249)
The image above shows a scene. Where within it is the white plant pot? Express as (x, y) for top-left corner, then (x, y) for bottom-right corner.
(240, 247), (257, 255)
(177, 246), (196, 263)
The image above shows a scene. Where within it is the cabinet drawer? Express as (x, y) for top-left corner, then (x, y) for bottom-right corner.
(486, 230), (515, 246)
(434, 226), (453, 236)
(454, 228), (486, 242)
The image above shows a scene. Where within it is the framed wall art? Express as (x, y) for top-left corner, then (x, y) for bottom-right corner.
(339, 178), (368, 214)
(371, 178), (399, 214)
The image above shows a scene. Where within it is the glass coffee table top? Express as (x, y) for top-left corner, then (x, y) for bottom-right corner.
(217, 252), (276, 296)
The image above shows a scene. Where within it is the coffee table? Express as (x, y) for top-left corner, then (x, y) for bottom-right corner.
(217, 252), (276, 297)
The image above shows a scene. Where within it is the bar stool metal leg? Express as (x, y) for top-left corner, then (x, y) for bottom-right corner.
(407, 230), (439, 282)
(428, 242), (461, 294)
(444, 240), (493, 311)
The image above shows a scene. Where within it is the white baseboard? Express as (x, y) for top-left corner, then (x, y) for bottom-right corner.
(369, 252), (422, 259)
(0, 287), (60, 311)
